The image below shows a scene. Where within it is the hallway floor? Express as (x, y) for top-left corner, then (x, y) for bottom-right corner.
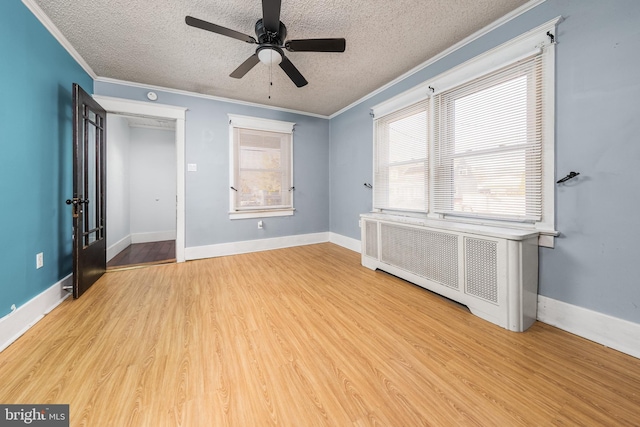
(107, 240), (175, 269)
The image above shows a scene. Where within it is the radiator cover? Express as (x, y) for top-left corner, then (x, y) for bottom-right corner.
(360, 213), (539, 331)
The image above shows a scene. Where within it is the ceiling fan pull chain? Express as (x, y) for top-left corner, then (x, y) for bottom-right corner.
(269, 60), (272, 99)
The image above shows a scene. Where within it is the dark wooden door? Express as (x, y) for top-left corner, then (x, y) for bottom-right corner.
(67, 84), (107, 298)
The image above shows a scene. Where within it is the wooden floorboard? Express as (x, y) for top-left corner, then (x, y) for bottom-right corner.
(1, 243), (639, 426)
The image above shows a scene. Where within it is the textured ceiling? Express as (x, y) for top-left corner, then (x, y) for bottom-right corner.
(32, 0), (530, 116)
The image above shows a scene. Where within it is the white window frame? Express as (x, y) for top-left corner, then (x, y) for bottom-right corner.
(228, 114), (295, 220)
(371, 16), (561, 247)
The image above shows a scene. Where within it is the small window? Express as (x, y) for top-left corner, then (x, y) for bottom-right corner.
(229, 115), (295, 219)
(374, 100), (429, 212)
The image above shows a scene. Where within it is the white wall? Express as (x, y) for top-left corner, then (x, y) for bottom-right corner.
(106, 115), (131, 249)
(129, 127), (176, 241)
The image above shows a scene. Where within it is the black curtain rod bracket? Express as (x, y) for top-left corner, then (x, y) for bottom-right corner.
(556, 171), (580, 184)
(547, 31), (556, 44)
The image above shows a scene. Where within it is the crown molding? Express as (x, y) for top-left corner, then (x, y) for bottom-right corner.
(21, 0), (97, 79)
(21, 0), (328, 119)
(95, 77), (330, 120)
(22, 0), (547, 120)
(329, 0), (548, 119)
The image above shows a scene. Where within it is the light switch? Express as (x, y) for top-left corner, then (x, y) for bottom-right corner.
(187, 163), (197, 172)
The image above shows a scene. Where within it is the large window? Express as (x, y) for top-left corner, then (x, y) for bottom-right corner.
(229, 114), (295, 219)
(434, 55), (543, 222)
(372, 18), (558, 240)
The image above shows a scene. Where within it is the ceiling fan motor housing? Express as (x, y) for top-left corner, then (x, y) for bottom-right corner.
(184, 0), (345, 88)
(255, 19), (287, 45)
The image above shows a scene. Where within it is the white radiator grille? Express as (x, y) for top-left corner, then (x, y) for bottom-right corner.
(361, 214), (540, 331)
(364, 220), (378, 259)
(380, 223), (458, 289)
(465, 237), (498, 303)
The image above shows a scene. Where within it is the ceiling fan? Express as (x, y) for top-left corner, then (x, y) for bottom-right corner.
(185, 0), (346, 88)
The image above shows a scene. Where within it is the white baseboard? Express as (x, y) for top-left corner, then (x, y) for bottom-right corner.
(329, 232), (361, 253)
(131, 230), (177, 244)
(0, 275), (72, 353)
(185, 232), (330, 260)
(537, 295), (640, 359)
(107, 234), (132, 261)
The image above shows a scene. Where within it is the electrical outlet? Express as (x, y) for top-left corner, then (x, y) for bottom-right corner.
(36, 252), (44, 269)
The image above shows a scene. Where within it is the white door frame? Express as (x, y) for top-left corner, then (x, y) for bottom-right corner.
(93, 95), (187, 263)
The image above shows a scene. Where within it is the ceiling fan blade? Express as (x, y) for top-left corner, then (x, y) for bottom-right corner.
(279, 56), (308, 88)
(285, 38), (346, 52)
(185, 16), (256, 44)
(262, 0), (282, 33)
(230, 54), (260, 79)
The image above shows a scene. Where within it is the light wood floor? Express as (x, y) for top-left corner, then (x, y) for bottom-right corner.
(1, 243), (638, 426)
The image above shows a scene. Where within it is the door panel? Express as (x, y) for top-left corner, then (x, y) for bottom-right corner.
(69, 83), (107, 298)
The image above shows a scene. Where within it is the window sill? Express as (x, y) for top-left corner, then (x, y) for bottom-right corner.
(229, 208), (295, 220)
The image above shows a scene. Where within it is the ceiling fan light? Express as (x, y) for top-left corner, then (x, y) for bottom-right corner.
(258, 48), (282, 65)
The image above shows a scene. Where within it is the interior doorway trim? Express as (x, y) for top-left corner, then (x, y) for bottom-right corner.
(93, 95), (187, 263)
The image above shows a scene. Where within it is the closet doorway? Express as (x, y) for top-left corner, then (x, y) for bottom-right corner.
(106, 114), (177, 269)
(93, 95), (187, 268)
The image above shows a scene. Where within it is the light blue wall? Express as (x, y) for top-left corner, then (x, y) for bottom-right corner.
(0, 1), (93, 317)
(329, 0), (640, 323)
(94, 82), (330, 247)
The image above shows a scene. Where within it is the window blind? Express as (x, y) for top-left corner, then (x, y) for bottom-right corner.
(374, 99), (429, 212)
(434, 54), (544, 221)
